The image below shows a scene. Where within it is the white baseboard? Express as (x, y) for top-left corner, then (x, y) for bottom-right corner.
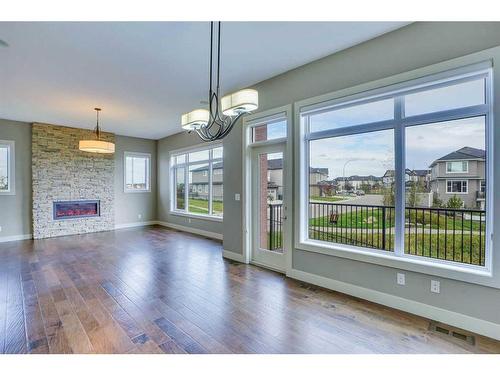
(114, 221), (157, 230)
(156, 221), (223, 241)
(0, 234), (33, 243)
(222, 249), (247, 263)
(288, 268), (500, 341)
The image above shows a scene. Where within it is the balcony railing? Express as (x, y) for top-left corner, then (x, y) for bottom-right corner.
(268, 203), (283, 251)
(308, 202), (486, 266)
(266, 201), (486, 266)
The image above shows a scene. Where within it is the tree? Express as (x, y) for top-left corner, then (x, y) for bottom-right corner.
(383, 184), (395, 206)
(406, 182), (421, 208)
(432, 192), (444, 208)
(447, 195), (464, 209)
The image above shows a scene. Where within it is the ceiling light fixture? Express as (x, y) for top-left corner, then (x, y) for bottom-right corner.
(79, 108), (115, 154)
(181, 22), (258, 141)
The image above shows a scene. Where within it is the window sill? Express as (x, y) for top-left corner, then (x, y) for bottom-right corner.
(0, 190), (15, 196)
(296, 238), (496, 288)
(124, 189), (151, 194)
(169, 210), (223, 222)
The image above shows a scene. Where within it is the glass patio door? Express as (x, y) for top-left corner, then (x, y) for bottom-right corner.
(251, 144), (287, 271)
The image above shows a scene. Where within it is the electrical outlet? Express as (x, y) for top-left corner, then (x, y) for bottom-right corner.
(431, 280), (440, 294)
(235, 193), (241, 201)
(397, 273), (405, 285)
(188, 218), (192, 223)
(138, 214), (142, 220)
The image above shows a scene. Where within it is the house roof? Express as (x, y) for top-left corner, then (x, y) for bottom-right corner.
(335, 175), (382, 182)
(190, 158), (328, 175)
(413, 169), (430, 177)
(383, 169), (426, 177)
(267, 158), (328, 175)
(430, 147), (485, 167)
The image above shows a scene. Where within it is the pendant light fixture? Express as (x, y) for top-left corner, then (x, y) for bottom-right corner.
(181, 22), (258, 141)
(79, 108), (115, 154)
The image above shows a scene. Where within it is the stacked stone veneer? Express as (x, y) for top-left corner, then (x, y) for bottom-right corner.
(32, 123), (115, 239)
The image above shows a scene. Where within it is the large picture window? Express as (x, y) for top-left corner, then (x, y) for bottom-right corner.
(0, 140), (14, 195)
(300, 65), (491, 270)
(171, 145), (223, 219)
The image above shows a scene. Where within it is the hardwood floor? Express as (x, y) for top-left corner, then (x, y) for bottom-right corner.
(0, 225), (499, 354)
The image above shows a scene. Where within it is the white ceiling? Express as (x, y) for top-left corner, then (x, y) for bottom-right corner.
(0, 22), (408, 139)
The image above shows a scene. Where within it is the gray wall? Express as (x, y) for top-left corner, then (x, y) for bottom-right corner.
(114, 135), (158, 225)
(0, 120), (158, 239)
(157, 131), (223, 235)
(221, 22), (500, 324)
(0, 119), (32, 238)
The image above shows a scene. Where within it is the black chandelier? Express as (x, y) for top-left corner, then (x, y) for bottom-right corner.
(181, 22), (259, 141)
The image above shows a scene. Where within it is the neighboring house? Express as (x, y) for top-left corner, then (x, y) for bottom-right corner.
(412, 169), (431, 190)
(429, 147), (485, 209)
(267, 159), (329, 198)
(383, 168), (422, 187)
(190, 161), (224, 201)
(336, 175), (382, 191)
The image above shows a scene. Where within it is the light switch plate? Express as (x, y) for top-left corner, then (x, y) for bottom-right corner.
(397, 273), (405, 285)
(235, 193), (241, 201)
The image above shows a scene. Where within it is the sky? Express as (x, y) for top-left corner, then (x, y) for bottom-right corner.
(310, 117), (485, 179)
(308, 78), (486, 179)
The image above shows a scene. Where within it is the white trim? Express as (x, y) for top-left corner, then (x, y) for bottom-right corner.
(242, 104), (293, 274)
(156, 221), (223, 240)
(446, 161), (469, 174)
(169, 210), (223, 222)
(0, 140), (15, 195)
(222, 249), (247, 263)
(123, 151), (151, 193)
(446, 179), (469, 194)
(0, 234), (32, 243)
(295, 57), (494, 283)
(288, 267), (500, 342)
(169, 143), (224, 219)
(114, 221), (157, 230)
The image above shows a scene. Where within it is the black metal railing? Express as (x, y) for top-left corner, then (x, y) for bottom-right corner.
(309, 202), (395, 251)
(306, 202), (486, 266)
(268, 203), (283, 251)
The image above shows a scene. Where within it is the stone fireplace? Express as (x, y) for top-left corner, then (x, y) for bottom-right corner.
(32, 123), (115, 239)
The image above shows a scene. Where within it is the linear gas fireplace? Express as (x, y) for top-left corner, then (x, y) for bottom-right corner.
(53, 200), (100, 220)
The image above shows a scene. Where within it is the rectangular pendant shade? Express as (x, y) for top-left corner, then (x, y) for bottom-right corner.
(221, 89), (258, 116)
(181, 109), (210, 130)
(79, 140), (115, 154)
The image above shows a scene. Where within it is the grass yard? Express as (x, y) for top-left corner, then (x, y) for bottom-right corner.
(309, 207), (485, 231)
(176, 197), (223, 215)
(309, 208), (393, 229)
(308, 229), (485, 266)
(309, 196), (347, 203)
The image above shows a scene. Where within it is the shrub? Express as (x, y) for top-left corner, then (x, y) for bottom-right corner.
(447, 195), (464, 209)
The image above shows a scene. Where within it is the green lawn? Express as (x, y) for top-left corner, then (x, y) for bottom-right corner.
(309, 196), (347, 203)
(309, 229), (485, 266)
(176, 197), (223, 215)
(309, 207), (484, 231)
(309, 208), (392, 229)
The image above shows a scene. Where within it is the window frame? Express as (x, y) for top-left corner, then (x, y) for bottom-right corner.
(0, 140), (15, 195)
(446, 179), (468, 194)
(169, 142), (223, 222)
(295, 60), (494, 283)
(446, 161), (469, 174)
(123, 151), (151, 193)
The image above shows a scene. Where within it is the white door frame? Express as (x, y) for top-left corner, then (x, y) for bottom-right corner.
(242, 104), (293, 274)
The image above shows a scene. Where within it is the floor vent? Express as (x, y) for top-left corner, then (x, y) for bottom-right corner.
(429, 321), (476, 345)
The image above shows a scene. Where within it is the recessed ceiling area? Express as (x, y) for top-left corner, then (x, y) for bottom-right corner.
(0, 22), (409, 139)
